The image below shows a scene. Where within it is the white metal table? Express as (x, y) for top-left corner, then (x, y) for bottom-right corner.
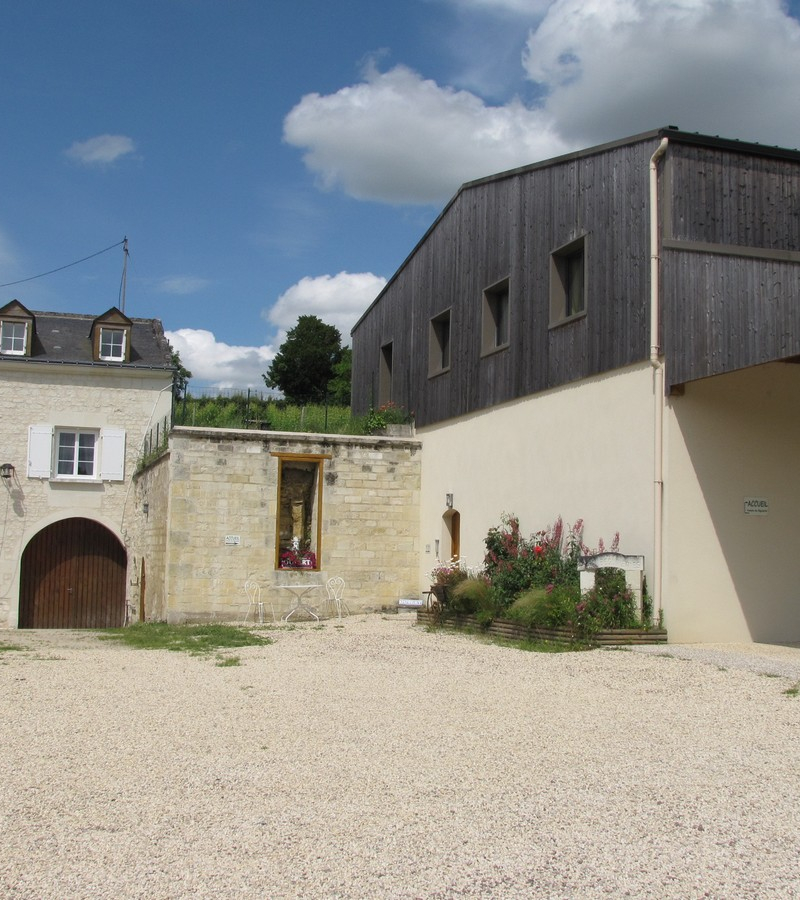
(277, 583), (324, 622)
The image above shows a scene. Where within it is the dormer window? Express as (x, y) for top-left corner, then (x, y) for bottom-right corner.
(0, 300), (35, 356)
(90, 308), (132, 363)
(1, 320), (27, 355)
(99, 327), (126, 361)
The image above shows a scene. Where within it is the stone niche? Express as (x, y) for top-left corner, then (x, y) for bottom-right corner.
(578, 552), (645, 611)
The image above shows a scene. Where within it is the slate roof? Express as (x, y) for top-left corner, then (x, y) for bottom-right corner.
(5, 309), (173, 369)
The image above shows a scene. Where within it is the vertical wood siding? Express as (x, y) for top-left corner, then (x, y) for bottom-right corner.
(352, 135), (800, 424)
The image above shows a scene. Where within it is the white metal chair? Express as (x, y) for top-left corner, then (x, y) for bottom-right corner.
(325, 576), (349, 619)
(242, 580), (273, 625)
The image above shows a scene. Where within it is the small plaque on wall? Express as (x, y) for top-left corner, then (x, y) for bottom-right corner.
(743, 498), (768, 516)
(225, 535), (241, 545)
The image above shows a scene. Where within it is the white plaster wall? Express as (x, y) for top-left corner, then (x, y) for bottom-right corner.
(664, 362), (800, 642)
(0, 363), (173, 627)
(416, 362), (656, 591)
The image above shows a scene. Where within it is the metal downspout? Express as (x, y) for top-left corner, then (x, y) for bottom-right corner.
(649, 138), (668, 622)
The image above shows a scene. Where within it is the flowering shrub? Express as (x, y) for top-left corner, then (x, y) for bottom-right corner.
(430, 558), (468, 587)
(483, 513), (584, 605)
(571, 568), (638, 636)
(365, 401), (413, 432)
(480, 513), (646, 640)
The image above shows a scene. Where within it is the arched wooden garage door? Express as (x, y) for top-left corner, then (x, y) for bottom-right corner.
(19, 518), (127, 628)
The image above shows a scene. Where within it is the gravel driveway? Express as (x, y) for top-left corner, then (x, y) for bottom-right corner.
(1, 615), (798, 899)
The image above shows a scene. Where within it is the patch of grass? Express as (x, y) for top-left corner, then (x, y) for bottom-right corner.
(488, 634), (592, 653)
(215, 655), (241, 667)
(784, 682), (799, 697)
(100, 623), (273, 654)
(0, 643), (27, 653)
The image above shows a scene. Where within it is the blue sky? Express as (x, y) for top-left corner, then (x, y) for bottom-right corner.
(2, 0), (800, 389)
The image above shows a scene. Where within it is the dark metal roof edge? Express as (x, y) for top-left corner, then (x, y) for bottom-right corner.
(0, 356), (174, 372)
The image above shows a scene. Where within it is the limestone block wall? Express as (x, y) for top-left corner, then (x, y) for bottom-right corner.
(0, 363), (173, 627)
(131, 450), (172, 622)
(152, 427), (421, 623)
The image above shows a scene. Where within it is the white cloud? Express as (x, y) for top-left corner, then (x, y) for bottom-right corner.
(156, 276), (211, 296)
(523, 0), (800, 147)
(64, 134), (136, 166)
(284, 0), (800, 205)
(165, 328), (274, 390)
(283, 63), (568, 205)
(264, 271), (387, 344)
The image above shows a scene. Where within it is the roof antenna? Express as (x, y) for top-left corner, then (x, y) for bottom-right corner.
(119, 237), (129, 314)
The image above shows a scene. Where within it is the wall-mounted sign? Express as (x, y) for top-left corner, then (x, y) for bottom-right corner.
(225, 534), (241, 545)
(743, 498), (768, 516)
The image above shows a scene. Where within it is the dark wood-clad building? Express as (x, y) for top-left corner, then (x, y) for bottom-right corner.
(352, 128), (800, 642)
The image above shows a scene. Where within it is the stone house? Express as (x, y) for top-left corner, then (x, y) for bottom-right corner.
(0, 300), (174, 628)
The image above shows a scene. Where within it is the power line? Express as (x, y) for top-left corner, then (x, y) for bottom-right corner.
(0, 239), (126, 288)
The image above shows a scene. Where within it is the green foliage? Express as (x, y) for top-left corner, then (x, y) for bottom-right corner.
(640, 575), (653, 627)
(328, 346), (352, 405)
(506, 585), (578, 629)
(264, 315), (343, 404)
(171, 350), (192, 401)
(479, 513), (649, 642)
(100, 623), (273, 654)
(364, 402), (413, 432)
(482, 513), (583, 607)
(449, 575), (491, 615)
(575, 568), (639, 635)
(174, 394), (356, 434)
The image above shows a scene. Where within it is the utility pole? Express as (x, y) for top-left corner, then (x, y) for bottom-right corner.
(120, 237), (129, 313)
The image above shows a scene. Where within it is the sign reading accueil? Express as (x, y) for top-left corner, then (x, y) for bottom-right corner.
(743, 498), (768, 516)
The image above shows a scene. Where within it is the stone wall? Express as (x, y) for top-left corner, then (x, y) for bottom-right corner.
(137, 427), (421, 623)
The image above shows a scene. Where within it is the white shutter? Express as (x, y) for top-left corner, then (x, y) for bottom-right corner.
(27, 425), (53, 478)
(100, 427), (126, 481)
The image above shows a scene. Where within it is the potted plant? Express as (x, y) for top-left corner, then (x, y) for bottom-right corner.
(429, 558), (467, 606)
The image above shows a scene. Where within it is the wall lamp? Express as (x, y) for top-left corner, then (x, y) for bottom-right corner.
(0, 463), (15, 479)
(445, 493), (453, 509)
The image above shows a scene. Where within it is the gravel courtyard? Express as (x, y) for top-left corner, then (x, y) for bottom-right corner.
(1, 615), (798, 899)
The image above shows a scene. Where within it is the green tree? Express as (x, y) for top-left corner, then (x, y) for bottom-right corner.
(328, 346), (352, 405)
(171, 350), (192, 401)
(264, 315), (343, 404)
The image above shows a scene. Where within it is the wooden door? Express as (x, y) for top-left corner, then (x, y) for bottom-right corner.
(19, 518), (127, 628)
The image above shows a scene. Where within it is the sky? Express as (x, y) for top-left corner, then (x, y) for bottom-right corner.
(2, 0), (800, 390)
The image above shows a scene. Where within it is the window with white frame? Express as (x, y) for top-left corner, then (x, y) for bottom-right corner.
(56, 430), (97, 477)
(27, 426), (126, 481)
(1, 320), (27, 355)
(99, 327), (126, 360)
